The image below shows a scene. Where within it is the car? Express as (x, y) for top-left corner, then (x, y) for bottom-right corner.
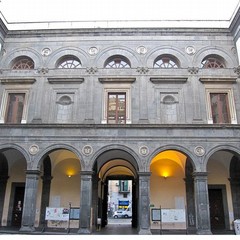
(113, 210), (132, 218)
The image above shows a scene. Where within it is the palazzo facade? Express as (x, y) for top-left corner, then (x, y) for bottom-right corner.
(0, 9), (240, 234)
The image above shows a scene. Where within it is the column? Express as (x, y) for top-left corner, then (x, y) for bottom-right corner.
(19, 170), (40, 232)
(193, 172), (212, 234)
(138, 172), (151, 235)
(39, 175), (53, 227)
(0, 175), (9, 226)
(229, 177), (240, 219)
(184, 177), (196, 233)
(78, 171), (93, 234)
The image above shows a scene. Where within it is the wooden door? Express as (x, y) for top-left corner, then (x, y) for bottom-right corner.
(209, 189), (225, 230)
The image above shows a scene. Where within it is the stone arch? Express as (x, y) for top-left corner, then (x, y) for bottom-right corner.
(1, 47), (43, 69)
(147, 144), (198, 171)
(34, 143), (85, 170)
(204, 144), (240, 171)
(94, 46), (140, 68)
(0, 143), (30, 168)
(193, 46), (238, 68)
(145, 46), (189, 68)
(91, 144), (141, 172)
(46, 47), (88, 68)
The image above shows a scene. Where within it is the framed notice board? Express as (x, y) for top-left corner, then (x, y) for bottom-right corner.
(69, 208), (80, 220)
(151, 208), (161, 221)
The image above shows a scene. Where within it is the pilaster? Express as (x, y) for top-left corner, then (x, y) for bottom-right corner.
(19, 170), (40, 232)
(78, 171), (93, 234)
(193, 172), (212, 235)
(138, 172), (151, 235)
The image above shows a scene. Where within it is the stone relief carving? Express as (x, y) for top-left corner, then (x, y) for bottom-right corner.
(139, 146), (149, 156)
(41, 48), (51, 56)
(136, 46), (147, 55)
(194, 146), (205, 157)
(136, 67), (149, 74)
(188, 67), (199, 74)
(185, 46), (196, 55)
(82, 145), (93, 156)
(29, 144), (39, 155)
(234, 65), (240, 77)
(86, 67), (98, 74)
(88, 47), (99, 55)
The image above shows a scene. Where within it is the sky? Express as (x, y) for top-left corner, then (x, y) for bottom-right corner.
(0, 0), (239, 29)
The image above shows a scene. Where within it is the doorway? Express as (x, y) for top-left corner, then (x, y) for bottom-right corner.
(11, 186), (25, 227)
(92, 149), (139, 233)
(208, 185), (229, 230)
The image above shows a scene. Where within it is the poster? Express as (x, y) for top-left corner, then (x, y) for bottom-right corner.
(45, 207), (69, 221)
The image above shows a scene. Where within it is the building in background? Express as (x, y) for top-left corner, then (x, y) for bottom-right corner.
(0, 7), (240, 235)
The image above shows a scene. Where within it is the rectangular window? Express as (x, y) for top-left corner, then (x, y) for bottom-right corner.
(210, 93), (230, 124)
(5, 93), (25, 123)
(107, 93), (126, 124)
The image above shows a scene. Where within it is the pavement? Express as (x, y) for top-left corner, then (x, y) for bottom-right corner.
(0, 218), (236, 235)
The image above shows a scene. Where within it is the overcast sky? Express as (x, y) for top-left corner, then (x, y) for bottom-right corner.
(0, 0), (239, 29)
(1, 0), (239, 21)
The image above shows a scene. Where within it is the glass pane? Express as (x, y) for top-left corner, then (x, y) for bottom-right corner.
(210, 93), (230, 123)
(107, 93), (126, 124)
(5, 93), (25, 123)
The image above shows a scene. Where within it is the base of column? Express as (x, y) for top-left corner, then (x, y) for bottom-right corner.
(77, 228), (91, 234)
(196, 229), (212, 235)
(138, 228), (152, 235)
(19, 225), (35, 232)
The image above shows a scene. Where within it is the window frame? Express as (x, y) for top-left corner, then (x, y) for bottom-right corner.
(57, 56), (81, 69)
(0, 89), (29, 124)
(102, 85), (131, 124)
(205, 86), (237, 124)
(104, 56), (131, 68)
(107, 92), (126, 124)
(11, 57), (35, 70)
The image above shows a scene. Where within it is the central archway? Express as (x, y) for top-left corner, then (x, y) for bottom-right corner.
(92, 148), (139, 233)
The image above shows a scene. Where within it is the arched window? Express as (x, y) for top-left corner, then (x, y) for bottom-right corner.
(12, 56), (34, 70)
(154, 55), (179, 68)
(105, 55), (131, 68)
(57, 55), (81, 69)
(201, 55), (225, 69)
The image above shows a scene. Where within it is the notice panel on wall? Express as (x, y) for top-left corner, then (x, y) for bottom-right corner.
(161, 209), (186, 223)
(69, 208), (80, 220)
(45, 207), (69, 221)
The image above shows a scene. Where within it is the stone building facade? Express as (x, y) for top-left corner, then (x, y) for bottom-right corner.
(0, 9), (240, 235)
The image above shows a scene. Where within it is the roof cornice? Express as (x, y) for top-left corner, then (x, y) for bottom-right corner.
(0, 17), (8, 40)
(229, 6), (240, 41)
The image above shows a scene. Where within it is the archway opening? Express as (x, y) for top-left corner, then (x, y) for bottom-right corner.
(0, 148), (27, 228)
(38, 149), (81, 231)
(207, 150), (240, 232)
(92, 149), (138, 234)
(150, 150), (196, 233)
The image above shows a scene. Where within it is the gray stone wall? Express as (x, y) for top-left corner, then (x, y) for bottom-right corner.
(0, 28), (239, 126)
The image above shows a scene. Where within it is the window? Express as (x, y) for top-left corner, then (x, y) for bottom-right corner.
(119, 180), (129, 192)
(5, 93), (25, 123)
(107, 93), (126, 124)
(201, 56), (225, 69)
(0, 90), (29, 124)
(105, 56), (131, 68)
(57, 56), (81, 69)
(205, 86), (237, 124)
(210, 93), (230, 123)
(12, 56), (34, 70)
(154, 55), (179, 68)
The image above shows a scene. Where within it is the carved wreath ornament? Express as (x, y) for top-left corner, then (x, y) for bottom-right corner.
(194, 146), (205, 157)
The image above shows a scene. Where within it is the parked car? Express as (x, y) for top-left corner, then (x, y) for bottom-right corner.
(113, 210), (132, 218)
